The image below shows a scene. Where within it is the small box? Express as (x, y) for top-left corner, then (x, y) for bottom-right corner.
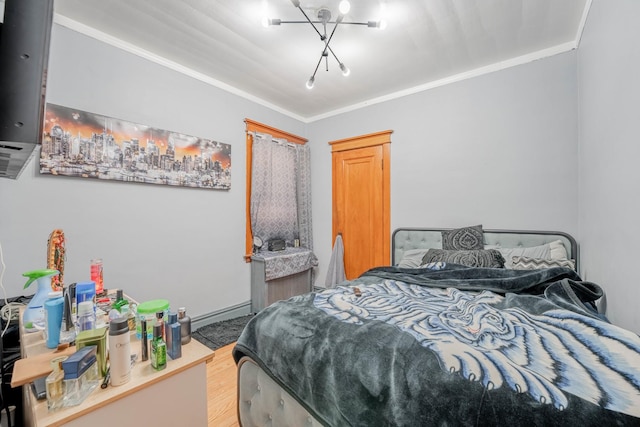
(76, 327), (108, 378)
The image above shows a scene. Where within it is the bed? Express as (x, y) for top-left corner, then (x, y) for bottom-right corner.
(233, 227), (640, 426)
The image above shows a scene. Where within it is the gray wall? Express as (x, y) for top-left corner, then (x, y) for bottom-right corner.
(3, 4), (636, 335)
(0, 25), (305, 319)
(309, 52), (579, 289)
(578, 0), (640, 333)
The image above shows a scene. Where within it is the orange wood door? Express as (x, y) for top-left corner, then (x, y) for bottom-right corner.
(331, 131), (391, 280)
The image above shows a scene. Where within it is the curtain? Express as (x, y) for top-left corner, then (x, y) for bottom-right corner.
(295, 143), (313, 251)
(250, 131), (318, 284)
(250, 133), (298, 243)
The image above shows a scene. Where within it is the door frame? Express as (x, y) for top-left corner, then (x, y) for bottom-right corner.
(329, 130), (392, 267)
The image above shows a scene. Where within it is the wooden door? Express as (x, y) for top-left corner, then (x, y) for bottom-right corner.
(330, 131), (392, 279)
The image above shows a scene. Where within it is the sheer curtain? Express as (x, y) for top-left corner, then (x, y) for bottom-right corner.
(250, 132), (315, 254)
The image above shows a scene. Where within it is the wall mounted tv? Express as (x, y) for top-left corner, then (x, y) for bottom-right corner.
(0, 0), (54, 179)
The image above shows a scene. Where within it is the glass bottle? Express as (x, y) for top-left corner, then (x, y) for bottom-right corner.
(45, 356), (68, 411)
(177, 307), (191, 344)
(151, 323), (167, 371)
(90, 258), (104, 295)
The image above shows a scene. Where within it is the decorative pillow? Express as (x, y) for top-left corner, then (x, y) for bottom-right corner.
(511, 256), (576, 271)
(549, 240), (569, 259)
(442, 225), (484, 251)
(485, 240), (569, 269)
(484, 244), (551, 268)
(421, 249), (505, 268)
(397, 249), (430, 268)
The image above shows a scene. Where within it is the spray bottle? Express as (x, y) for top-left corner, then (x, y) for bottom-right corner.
(22, 269), (60, 333)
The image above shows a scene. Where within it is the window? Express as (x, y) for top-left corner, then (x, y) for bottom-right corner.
(244, 119), (307, 261)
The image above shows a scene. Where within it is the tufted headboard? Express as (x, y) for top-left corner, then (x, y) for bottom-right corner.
(392, 228), (578, 271)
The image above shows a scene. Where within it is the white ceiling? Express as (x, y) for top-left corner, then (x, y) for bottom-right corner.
(33, 1), (591, 121)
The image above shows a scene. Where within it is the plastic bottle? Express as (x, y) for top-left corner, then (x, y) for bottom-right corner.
(77, 301), (96, 332)
(44, 292), (64, 349)
(112, 289), (129, 313)
(151, 324), (167, 371)
(166, 312), (182, 360)
(22, 269), (60, 332)
(108, 317), (131, 386)
(177, 307), (191, 345)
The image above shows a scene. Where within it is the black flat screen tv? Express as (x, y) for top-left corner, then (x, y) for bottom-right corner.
(0, 0), (54, 178)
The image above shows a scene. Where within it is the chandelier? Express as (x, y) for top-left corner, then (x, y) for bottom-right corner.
(263, 0), (386, 89)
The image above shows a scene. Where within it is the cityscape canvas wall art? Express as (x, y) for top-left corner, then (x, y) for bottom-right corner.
(40, 103), (231, 190)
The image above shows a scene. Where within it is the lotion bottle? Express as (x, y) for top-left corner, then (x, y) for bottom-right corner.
(151, 323), (167, 371)
(108, 317), (131, 386)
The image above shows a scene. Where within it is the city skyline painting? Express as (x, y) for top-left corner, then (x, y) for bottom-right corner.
(40, 103), (231, 190)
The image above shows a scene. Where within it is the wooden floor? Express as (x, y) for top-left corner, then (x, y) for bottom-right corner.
(207, 342), (241, 427)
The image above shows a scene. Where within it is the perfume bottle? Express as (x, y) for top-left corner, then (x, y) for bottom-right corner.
(177, 307), (191, 344)
(166, 312), (182, 360)
(45, 356), (68, 411)
(151, 323), (167, 371)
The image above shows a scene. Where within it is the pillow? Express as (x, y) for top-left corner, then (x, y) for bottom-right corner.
(511, 256), (576, 271)
(549, 240), (569, 259)
(397, 249), (430, 268)
(485, 240), (569, 269)
(421, 249), (505, 268)
(485, 244), (551, 268)
(442, 225), (484, 251)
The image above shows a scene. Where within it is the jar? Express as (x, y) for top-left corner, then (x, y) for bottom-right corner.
(135, 299), (169, 339)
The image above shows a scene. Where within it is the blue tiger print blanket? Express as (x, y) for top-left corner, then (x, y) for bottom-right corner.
(233, 264), (640, 426)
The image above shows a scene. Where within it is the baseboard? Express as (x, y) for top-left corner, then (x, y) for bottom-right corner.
(191, 301), (252, 330)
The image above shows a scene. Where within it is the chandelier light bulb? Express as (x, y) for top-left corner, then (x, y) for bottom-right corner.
(339, 0), (351, 15)
(340, 63), (350, 77)
(306, 76), (315, 89)
(261, 16), (270, 28)
(379, 19), (388, 30)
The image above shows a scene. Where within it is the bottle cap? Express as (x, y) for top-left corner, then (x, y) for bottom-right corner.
(116, 289), (123, 300)
(48, 291), (63, 299)
(168, 312), (178, 324)
(77, 301), (93, 315)
(109, 317), (129, 335)
(178, 307), (186, 318)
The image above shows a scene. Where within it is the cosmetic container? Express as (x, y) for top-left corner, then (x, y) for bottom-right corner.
(151, 324), (167, 371)
(76, 327), (108, 378)
(136, 299), (169, 339)
(62, 346), (99, 407)
(75, 281), (96, 308)
(177, 307), (191, 344)
(45, 356), (68, 411)
(166, 312), (182, 360)
(44, 292), (64, 349)
(108, 317), (131, 386)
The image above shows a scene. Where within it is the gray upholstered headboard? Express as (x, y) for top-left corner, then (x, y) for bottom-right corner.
(392, 228), (578, 271)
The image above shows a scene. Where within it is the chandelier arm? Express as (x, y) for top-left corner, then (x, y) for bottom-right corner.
(295, 5), (325, 40)
(321, 17), (343, 66)
(310, 50), (324, 80)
